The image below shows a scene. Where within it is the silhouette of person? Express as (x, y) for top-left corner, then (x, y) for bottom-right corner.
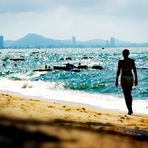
(45, 65), (48, 69)
(115, 49), (138, 115)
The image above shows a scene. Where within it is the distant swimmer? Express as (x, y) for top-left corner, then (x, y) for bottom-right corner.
(115, 49), (138, 115)
(78, 63), (88, 69)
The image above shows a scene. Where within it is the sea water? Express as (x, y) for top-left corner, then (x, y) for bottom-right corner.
(0, 48), (147, 114)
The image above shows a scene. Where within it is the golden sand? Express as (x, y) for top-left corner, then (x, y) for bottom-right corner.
(0, 92), (148, 148)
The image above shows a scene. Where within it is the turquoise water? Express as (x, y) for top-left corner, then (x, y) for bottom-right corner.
(0, 47), (147, 100)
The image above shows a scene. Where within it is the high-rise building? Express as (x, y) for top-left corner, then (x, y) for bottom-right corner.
(0, 35), (4, 49)
(72, 36), (76, 47)
(110, 37), (116, 47)
(105, 40), (109, 47)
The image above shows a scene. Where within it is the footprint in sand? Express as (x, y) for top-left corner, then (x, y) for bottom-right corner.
(140, 119), (146, 123)
(48, 106), (54, 108)
(82, 107), (86, 111)
(76, 108), (81, 112)
(118, 119), (123, 122)
(120, 116), (125, 119)
(65, 108), (71, 111)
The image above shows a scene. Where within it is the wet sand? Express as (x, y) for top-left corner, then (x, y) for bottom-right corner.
(0, 92), (148, 148)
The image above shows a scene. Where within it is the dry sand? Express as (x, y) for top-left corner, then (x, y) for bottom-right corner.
(0, 92), (148, 148)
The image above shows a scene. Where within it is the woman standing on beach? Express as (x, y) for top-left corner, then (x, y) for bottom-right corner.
(115, 49), (138, 115)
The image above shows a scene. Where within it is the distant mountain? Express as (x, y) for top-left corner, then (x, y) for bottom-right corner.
(84, 39), (107, 46)
(4, 33), (107, 48)
(5, 33), (59, 48)
(4, 33), (148, 48)
(114, 39), (132, 47)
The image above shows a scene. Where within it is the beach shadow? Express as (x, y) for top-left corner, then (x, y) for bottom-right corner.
(0, 115), (148, 138)
(0, 115), (148, 148)
(0, 124), (60, 147)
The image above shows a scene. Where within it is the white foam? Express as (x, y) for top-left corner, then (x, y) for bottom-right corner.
(7, 71), (45, 80)
(0, 78), (147, 114)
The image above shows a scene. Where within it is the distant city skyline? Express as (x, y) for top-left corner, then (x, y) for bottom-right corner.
(0, 0), (148, 42)
(3, 33), (148, 48)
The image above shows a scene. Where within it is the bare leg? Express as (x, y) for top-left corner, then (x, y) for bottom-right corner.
(122, 88), (133, 115)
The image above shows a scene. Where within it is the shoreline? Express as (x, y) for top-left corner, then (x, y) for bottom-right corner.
(0, 90), (148, 120)
(0, 90), (148, 116)
(0, 91), (148, 147)
(0, 91), (148, 130)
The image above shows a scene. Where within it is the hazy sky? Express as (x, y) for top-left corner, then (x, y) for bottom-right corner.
(0, 0), (148, 42)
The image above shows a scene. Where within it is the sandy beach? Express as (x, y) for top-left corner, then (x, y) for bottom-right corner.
(0, 92), (148, 148)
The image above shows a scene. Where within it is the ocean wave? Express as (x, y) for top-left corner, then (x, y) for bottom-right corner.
(0, 48), (148, 101)
(0, 78), (148, 114)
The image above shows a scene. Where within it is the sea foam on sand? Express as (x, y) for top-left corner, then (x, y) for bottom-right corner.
(0, 78), (148, 115)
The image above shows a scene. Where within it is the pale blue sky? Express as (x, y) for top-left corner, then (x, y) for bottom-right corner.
(0, 0), (148, 42)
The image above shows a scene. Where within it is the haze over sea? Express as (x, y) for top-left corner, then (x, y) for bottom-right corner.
(0, 48), (148, 114)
